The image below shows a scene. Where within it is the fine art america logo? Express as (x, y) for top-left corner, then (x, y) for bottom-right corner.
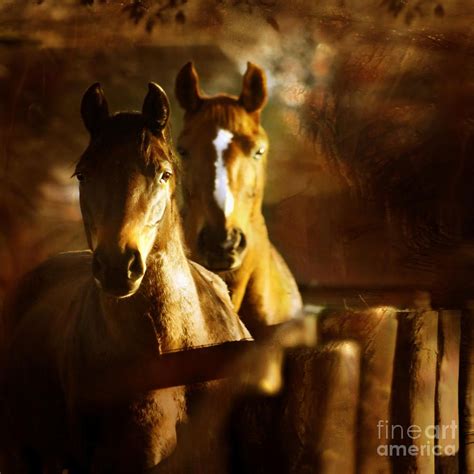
(377, 420), (458, 457)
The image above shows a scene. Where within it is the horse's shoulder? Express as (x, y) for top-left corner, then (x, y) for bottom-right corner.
(268, 244), (291, 275)
(267, 244), (303, 315)
(22, 250), (92, 286)
(268, 245), (298, 287)
(4, 250), (93, 331)
(40, 250), (93, 272)
(18, 250), (92, 300)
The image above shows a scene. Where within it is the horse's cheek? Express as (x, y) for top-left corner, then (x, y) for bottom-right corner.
(148, 190), (168, 224)
(80, 201), (98, 249)
(140, 196), (168, 253)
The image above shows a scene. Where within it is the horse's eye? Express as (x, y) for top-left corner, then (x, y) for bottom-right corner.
(253, 147), (265, 160)
(75, 172), (86, 182)
(177, 146), (188, 159)
(159, 171), (172, 184)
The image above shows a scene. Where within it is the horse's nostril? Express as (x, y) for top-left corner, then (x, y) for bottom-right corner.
(221, 228), (240, 251)
(237, 230), (247, 251)
(127, 249), (144, 281)
(226, 228), (247, 251)
(198, 226), (246, 253)
(198, 226), (213, 251)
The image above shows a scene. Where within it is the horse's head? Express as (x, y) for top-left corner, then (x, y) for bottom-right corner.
(77, 83), (178, 298)
(175, 62), (268, 272)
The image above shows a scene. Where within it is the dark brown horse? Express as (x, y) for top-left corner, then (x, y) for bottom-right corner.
(0, 83), (251, 473)
(175, 62), (303, 340)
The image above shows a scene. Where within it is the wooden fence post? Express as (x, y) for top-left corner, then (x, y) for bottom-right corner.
(317, 306), (398, 474)
(436, 310), (460, 473)
(392, 309), (438, 474)
(357, 308), (398, 474)
(282, 341), (360, 474)
(461, 303), (474, 474)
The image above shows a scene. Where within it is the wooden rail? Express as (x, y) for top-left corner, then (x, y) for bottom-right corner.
(79, 316), (316, 404)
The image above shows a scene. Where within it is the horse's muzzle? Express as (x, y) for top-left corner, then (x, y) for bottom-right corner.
(92, 246), (145, 297)
(197, 226), (247, 271)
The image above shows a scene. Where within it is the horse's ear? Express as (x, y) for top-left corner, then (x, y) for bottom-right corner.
(239, 62), (267, 113)
(175, 62), (202, 113)
(142, 82), (170, 133)
(81, 83), (109, 136)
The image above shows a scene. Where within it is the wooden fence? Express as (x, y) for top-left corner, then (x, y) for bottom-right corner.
(275, 288), (470, 474)
(3, 289), (469, 474)
(161, 290), (468, 473)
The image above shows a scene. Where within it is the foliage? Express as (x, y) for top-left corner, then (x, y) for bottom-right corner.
(121, 0), (188, 32)
(382, 0), (445, 24)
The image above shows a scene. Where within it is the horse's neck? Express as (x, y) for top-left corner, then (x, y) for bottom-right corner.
(142, 235), (210, 352)
(223, 214), (302, 330)
(223, 214), (271, 306)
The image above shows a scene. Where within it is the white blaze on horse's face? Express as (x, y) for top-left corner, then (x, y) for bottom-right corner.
(212, 128), (234, 217)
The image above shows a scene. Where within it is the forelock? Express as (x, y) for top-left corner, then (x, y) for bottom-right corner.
(199, 98), (259, 134)
(78, 113), (179, 174)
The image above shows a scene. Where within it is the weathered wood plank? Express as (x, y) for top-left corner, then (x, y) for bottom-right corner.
(282, 341), (360, 474)
(461, 305), (474, 474)
(317, 306), (398, 474)
(391, 309), (439, 474)
(357, 308), (398, 474)
(407, 310), (439, 474)
(78, 315), (315, 404)
(80, 340), (256, 405)
(436, 310), (460, 473)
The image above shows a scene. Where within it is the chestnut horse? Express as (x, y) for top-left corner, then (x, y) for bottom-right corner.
(175, 62), (303, 339)
(0, 83), (251, 473)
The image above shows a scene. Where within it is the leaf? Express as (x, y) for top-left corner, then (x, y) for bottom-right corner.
(405, 10), (414, 25)
(434, 4), (445, 17)
(146, 17), (155, 33)
(175, 10), (186, 24)
(265, 15), (280, 32)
